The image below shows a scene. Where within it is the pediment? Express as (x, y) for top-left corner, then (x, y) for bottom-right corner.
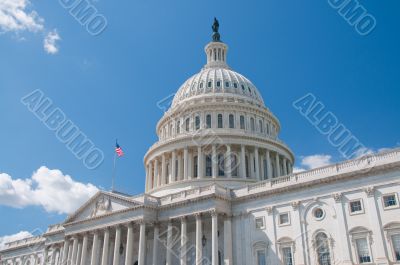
(65, 191), (140, 223)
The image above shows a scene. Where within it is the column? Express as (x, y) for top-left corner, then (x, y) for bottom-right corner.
(90, 232), (99, 265)
(266, 150), (272, 179)
(50, 247), (57, 265)
(76, 242), (82, 265)
(180, 217), (187, 265)
(125, 223), (134, 265)
(61, 239), (70, 265)
(166, 221), (173, 265)
(183, 147), (188, 180)
(197, 146), (203, 179)
(275, 153), (281, 177)
(291, 202), (306, 265)
(80, 234), (88, 265)
(43, 246), (49, 265)
(101, 228), (110, 265)
(178, 153), (183, 181)
(364, 187), (389, 264)
(283, 158), (288, 175)
(260, 153), (265, 180)
(225, 145), (232, 178)
(171, 150), (177, 183)
(254, 147), (260, 180)
(112, 226), (121, 265)
(145, 164), (149, 191)
(212, 145), (217, 178)
(71, 237), (79, 265)
(211, 212), (218, 265)
(161, 153), (167, 185)
(148, 163), (153, 190)
(224, 215), (233, 265)
(195, 214), (202, 265)
(332, 193), (352, 265)
(154, 159), (159, 188)
(240, 145), (246, 179)
(152, 225), (159, 265)
(138, 222), (146, 265)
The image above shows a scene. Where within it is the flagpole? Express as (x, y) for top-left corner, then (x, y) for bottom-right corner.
(111, 139), (117, 192)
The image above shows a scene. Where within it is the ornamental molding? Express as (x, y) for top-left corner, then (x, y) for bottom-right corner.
(363, 186), (375, 197)
(332, 193), (343, 202)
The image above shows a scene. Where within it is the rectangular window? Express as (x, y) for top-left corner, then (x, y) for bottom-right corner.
(225, 82), (230, 88)
(218, 154), (225, 176)
(229, 114), (235, 128)
(206, 114), (212, 128)
(350, 200), (363, 213)
(208, 81), (212, 88)
(218, 114), (223, 128)
(356, 238), (371, 263)
(233, 82), (238, 88)
(216, 81), (221, 87)
(392, 234), (400, 261)
(279, 213), (290, 225)
(195, 116), (200, 130)
(255, 217), (265, 229)
(193, 156), (198, 178)
(383, 194), (398, 208)
(282, 247), (293, 265)
(206, 155), (212, 177)
(257, 250), (266, 265)
(185, 118), (190, 132)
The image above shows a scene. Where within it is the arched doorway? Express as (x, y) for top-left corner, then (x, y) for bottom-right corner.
(315, 232), (331, 265)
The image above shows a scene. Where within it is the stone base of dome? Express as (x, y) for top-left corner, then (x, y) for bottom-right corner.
(147, 178), (257, 197)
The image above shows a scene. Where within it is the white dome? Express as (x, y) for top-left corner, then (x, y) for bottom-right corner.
(171, 67), (265, 108)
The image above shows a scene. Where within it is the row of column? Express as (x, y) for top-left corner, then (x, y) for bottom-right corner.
(146, 145), (293, 190)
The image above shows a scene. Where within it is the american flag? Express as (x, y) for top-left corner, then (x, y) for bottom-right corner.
(115, 142), (124, 157)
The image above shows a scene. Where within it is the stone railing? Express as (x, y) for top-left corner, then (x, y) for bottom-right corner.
(234, 148), (400, 197)
(5, 235), (45, 249)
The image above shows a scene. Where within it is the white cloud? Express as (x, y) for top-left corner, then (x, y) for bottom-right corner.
(0, 166), (98, 214)
(0, 0), (44, 33)
(0, 231), (32, 250)
(44, 29), (60, 54)
(0, 0), (60, 54)
(301, 154), (333, 169)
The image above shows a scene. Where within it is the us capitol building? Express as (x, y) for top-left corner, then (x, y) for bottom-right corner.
(1, 20), (400, 265)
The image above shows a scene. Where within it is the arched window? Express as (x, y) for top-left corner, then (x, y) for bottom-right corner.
(217, 114), (223, 128)
(176, 121), (180, 134)
(229, 114), (235, 128)
(206, 114), (212, 128)
(195, 116), (200, 130)
(185, 118), (190, 132)
(240, 115), (245, 129)
(250, 117), (255, 132)
(315, 232), (331, 265)
(206, 155), (212, 177)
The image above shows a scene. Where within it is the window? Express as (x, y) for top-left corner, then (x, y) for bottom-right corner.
(350, 200), (363, 214)
(259, 120), (263, 133)
(383, 194), (398, 208)
(176, 121), (180, 134)
(257, 250), (266, 265)
(239, 115), (245, 129)
(255, 217), (265, 229)
(315, 232), (331, 265)
(206, 114), (212, 128)
(185, 118), (190, 132)
(250, 117), (255, 132)
(282, 247), (293, 265)
(392, 234), (400, 261)
(206, 155), (212, 177)
(225, 82), (230, 88)
(233, 82), (238, 88)
(208, 81), (212, 88)
(195, 116), (200, 130)
(356, 238), (371, 263)
(279, 213), (290, 226)
(193, 156), (198, 178)
(216, 81), (221, 87)
(229, 114), (235, 128)
(231, 154), (238, 177)
(199, 82), (203, 88)
(218, 154), (225, 176)
(217, 114), (223, 128)
(313, 208), (325, 220)
(241, 84), (245, 92)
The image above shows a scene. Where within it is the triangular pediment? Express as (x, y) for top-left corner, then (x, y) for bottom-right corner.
(65, 191), (141, 223)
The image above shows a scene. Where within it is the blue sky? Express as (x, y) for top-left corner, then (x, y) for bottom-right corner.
(0, 0), (399, 242)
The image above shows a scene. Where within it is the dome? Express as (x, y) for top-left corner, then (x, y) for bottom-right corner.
(171, 68), (265, 108)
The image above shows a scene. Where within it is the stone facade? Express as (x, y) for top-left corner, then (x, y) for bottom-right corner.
(1, 26), (400, 265)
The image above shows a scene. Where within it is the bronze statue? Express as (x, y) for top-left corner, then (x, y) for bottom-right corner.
(212, 17), (221, 42)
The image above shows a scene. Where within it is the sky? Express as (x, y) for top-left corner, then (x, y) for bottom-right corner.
(0, 0), (399, 245)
